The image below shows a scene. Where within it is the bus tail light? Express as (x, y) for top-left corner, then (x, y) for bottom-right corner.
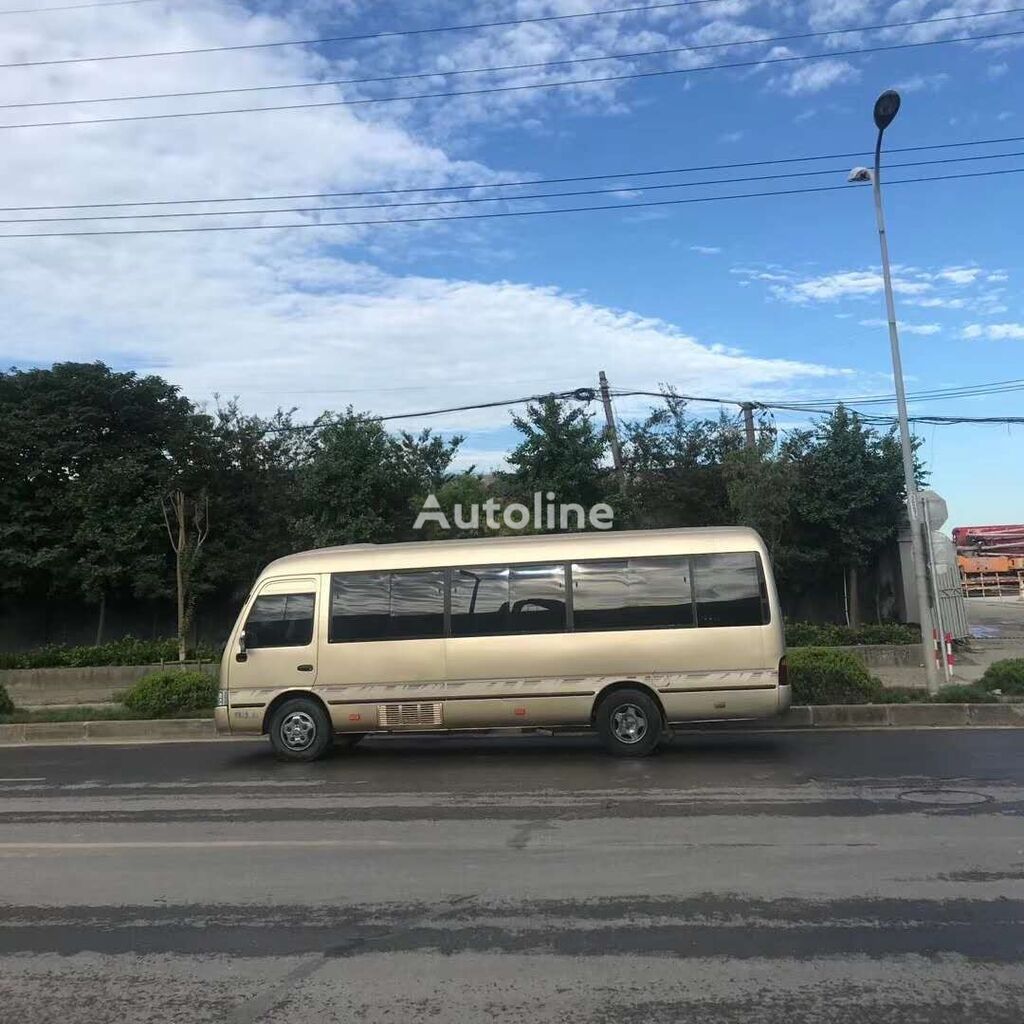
(778, 656), (788, 686)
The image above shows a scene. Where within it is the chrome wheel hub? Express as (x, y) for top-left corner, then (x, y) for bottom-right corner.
(611, 704), (648, 744)
(280, 710), (317, 750)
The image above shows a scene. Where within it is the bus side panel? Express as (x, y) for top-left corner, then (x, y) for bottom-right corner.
(445, 626), (769, 691)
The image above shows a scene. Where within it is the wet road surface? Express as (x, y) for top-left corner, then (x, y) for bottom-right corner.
(1, 729), (1023, 1022)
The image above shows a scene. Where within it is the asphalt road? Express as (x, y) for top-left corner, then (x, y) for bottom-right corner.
(1, 729), (1023, 1023)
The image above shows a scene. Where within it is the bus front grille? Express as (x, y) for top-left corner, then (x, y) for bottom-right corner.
(377, 702), (444, 728)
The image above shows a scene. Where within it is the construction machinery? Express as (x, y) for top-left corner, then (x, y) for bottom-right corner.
(954, 524), (1024, 597)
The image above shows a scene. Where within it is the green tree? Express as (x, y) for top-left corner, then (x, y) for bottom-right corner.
(782, 406), (908, 625)
(502, 397), (609, 519)
(297, 410), (461, 546)
(0, 362), (197, 639)
(193, 403), (308, 601)
(619, 396), (746, 528)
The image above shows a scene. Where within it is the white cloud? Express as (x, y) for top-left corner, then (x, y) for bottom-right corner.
(859, 319), (941, 336)
(689, 245), (722, 255)
(936, 267), (982, 285)
(3, 248), (848, 430)
(737, 262), (1012, 312)
(0, 1), (857, 430)
(962, 323), (1024, 341)
(768, 270), (931, 303)
(718, 131), (746, 144)
(894, 73), (950, 92)
(988, 63), (1010, 79)
(904, 296), (967, 309)
(774, 59), (860, 96)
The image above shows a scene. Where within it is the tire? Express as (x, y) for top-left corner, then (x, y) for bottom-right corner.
(595, 688), (662, 757)
(268, 696), (334, 762)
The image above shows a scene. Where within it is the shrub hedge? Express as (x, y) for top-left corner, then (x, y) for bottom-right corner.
(784, 622), (919, 648)
(977, 658), (1024, 696)
(0, 636), (219, 670)
(788, 647), (886, 705)
(932, 683), (999, 704)
(0, 683), (14, 716)
(121, 670), (218, 718)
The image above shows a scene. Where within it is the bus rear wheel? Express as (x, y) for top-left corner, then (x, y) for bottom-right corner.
(596, 688), (662, 757)
(268, 696), (333, 762)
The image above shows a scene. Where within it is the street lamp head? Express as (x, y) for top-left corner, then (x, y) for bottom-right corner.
(848, 166), (873, 183)
(873, 89), (901, 131)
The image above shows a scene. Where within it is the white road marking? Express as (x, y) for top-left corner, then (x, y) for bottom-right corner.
(0, 777), (45, 782)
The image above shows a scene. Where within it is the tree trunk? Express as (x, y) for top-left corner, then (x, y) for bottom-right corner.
(175, 498), (186, 662)
(94, 592), (106, 646)
(847, 564), (860, 627)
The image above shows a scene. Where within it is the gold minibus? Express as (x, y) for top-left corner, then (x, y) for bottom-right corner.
(214, 526), (789, 760)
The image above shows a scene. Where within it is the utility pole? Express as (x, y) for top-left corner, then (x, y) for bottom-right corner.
(850, 90), (941, 695)
(740, 402), (757, 450)
(598, 370), (626, 490)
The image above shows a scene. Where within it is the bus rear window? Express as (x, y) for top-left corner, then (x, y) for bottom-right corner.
(693, 552), (768, 627)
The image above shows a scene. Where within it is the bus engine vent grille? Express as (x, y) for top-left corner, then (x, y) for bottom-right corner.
(377, 702), (443, 728)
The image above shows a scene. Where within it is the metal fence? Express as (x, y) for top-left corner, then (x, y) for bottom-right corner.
(936, 565), (970, 640)
(961, 570), (1024, 599)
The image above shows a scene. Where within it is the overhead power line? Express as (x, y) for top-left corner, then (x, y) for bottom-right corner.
(0, 0), (739, 53)
(6, 7), (1021, 109)
(859, 414), (1024, 426)
(4, 28), (1024, 128)
(614, 378), (1024, 410)
(2, 166), (1021, 239)
(260, 383), (1024, 435)
(783, 379), (1024, 409)
(0, 0), (158, 12)
(8, 150), (1023, 225)
(5, 132), (1022, 213)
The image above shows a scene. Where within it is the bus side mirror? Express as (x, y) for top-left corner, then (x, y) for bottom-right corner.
(236, 631), (248, 663)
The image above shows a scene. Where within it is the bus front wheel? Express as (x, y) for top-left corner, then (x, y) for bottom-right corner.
(268, 696), (333, 762)
(596, 688), (662, 757)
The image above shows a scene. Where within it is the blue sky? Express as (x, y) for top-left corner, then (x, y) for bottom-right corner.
(1, 0), (1021, 529)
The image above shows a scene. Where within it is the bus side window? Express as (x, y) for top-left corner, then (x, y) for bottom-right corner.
(245, 593), (315, 649)
(693, 552), (767, 627)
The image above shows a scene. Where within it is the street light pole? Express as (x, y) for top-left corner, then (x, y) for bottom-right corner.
(864, 90), (941, 695)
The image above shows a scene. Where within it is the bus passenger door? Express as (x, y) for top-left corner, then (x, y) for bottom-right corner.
(228, 577), (320, 701)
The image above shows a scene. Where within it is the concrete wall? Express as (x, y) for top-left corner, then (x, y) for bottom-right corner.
(2, 646), (927, 707)
(834, 644), (925, 668)
(0, 662), (218, 707)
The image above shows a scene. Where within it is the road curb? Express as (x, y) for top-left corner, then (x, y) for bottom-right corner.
(0, 718), (217, 745)
(1, 703), (1023, 745)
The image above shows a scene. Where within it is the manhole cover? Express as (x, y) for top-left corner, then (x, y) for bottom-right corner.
(898, 788), (992, 806)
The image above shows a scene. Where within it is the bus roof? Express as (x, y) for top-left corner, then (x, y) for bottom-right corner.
(260, 526), (767, 578)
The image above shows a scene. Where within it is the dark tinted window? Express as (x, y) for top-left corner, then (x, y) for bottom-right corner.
(509, 563), (566, 633)
(629, 557), (694, 629)
(572, 557), (693, 631)
(389, 570), (445, 639)
(693, 552), (767, 627)
(330, 572), (389, 641)
(245, 592), (315, 648)
(451, 566), (509, 637)
(571, 560), (629, 631)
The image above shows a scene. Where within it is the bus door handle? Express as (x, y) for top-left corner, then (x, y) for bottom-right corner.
(297, 664), (314, 672)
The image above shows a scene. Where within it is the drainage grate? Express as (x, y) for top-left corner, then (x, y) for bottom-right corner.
(377, 702), (444, 728)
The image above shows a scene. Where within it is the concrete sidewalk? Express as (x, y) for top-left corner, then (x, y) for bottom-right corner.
(2, 703), (1023, 746)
